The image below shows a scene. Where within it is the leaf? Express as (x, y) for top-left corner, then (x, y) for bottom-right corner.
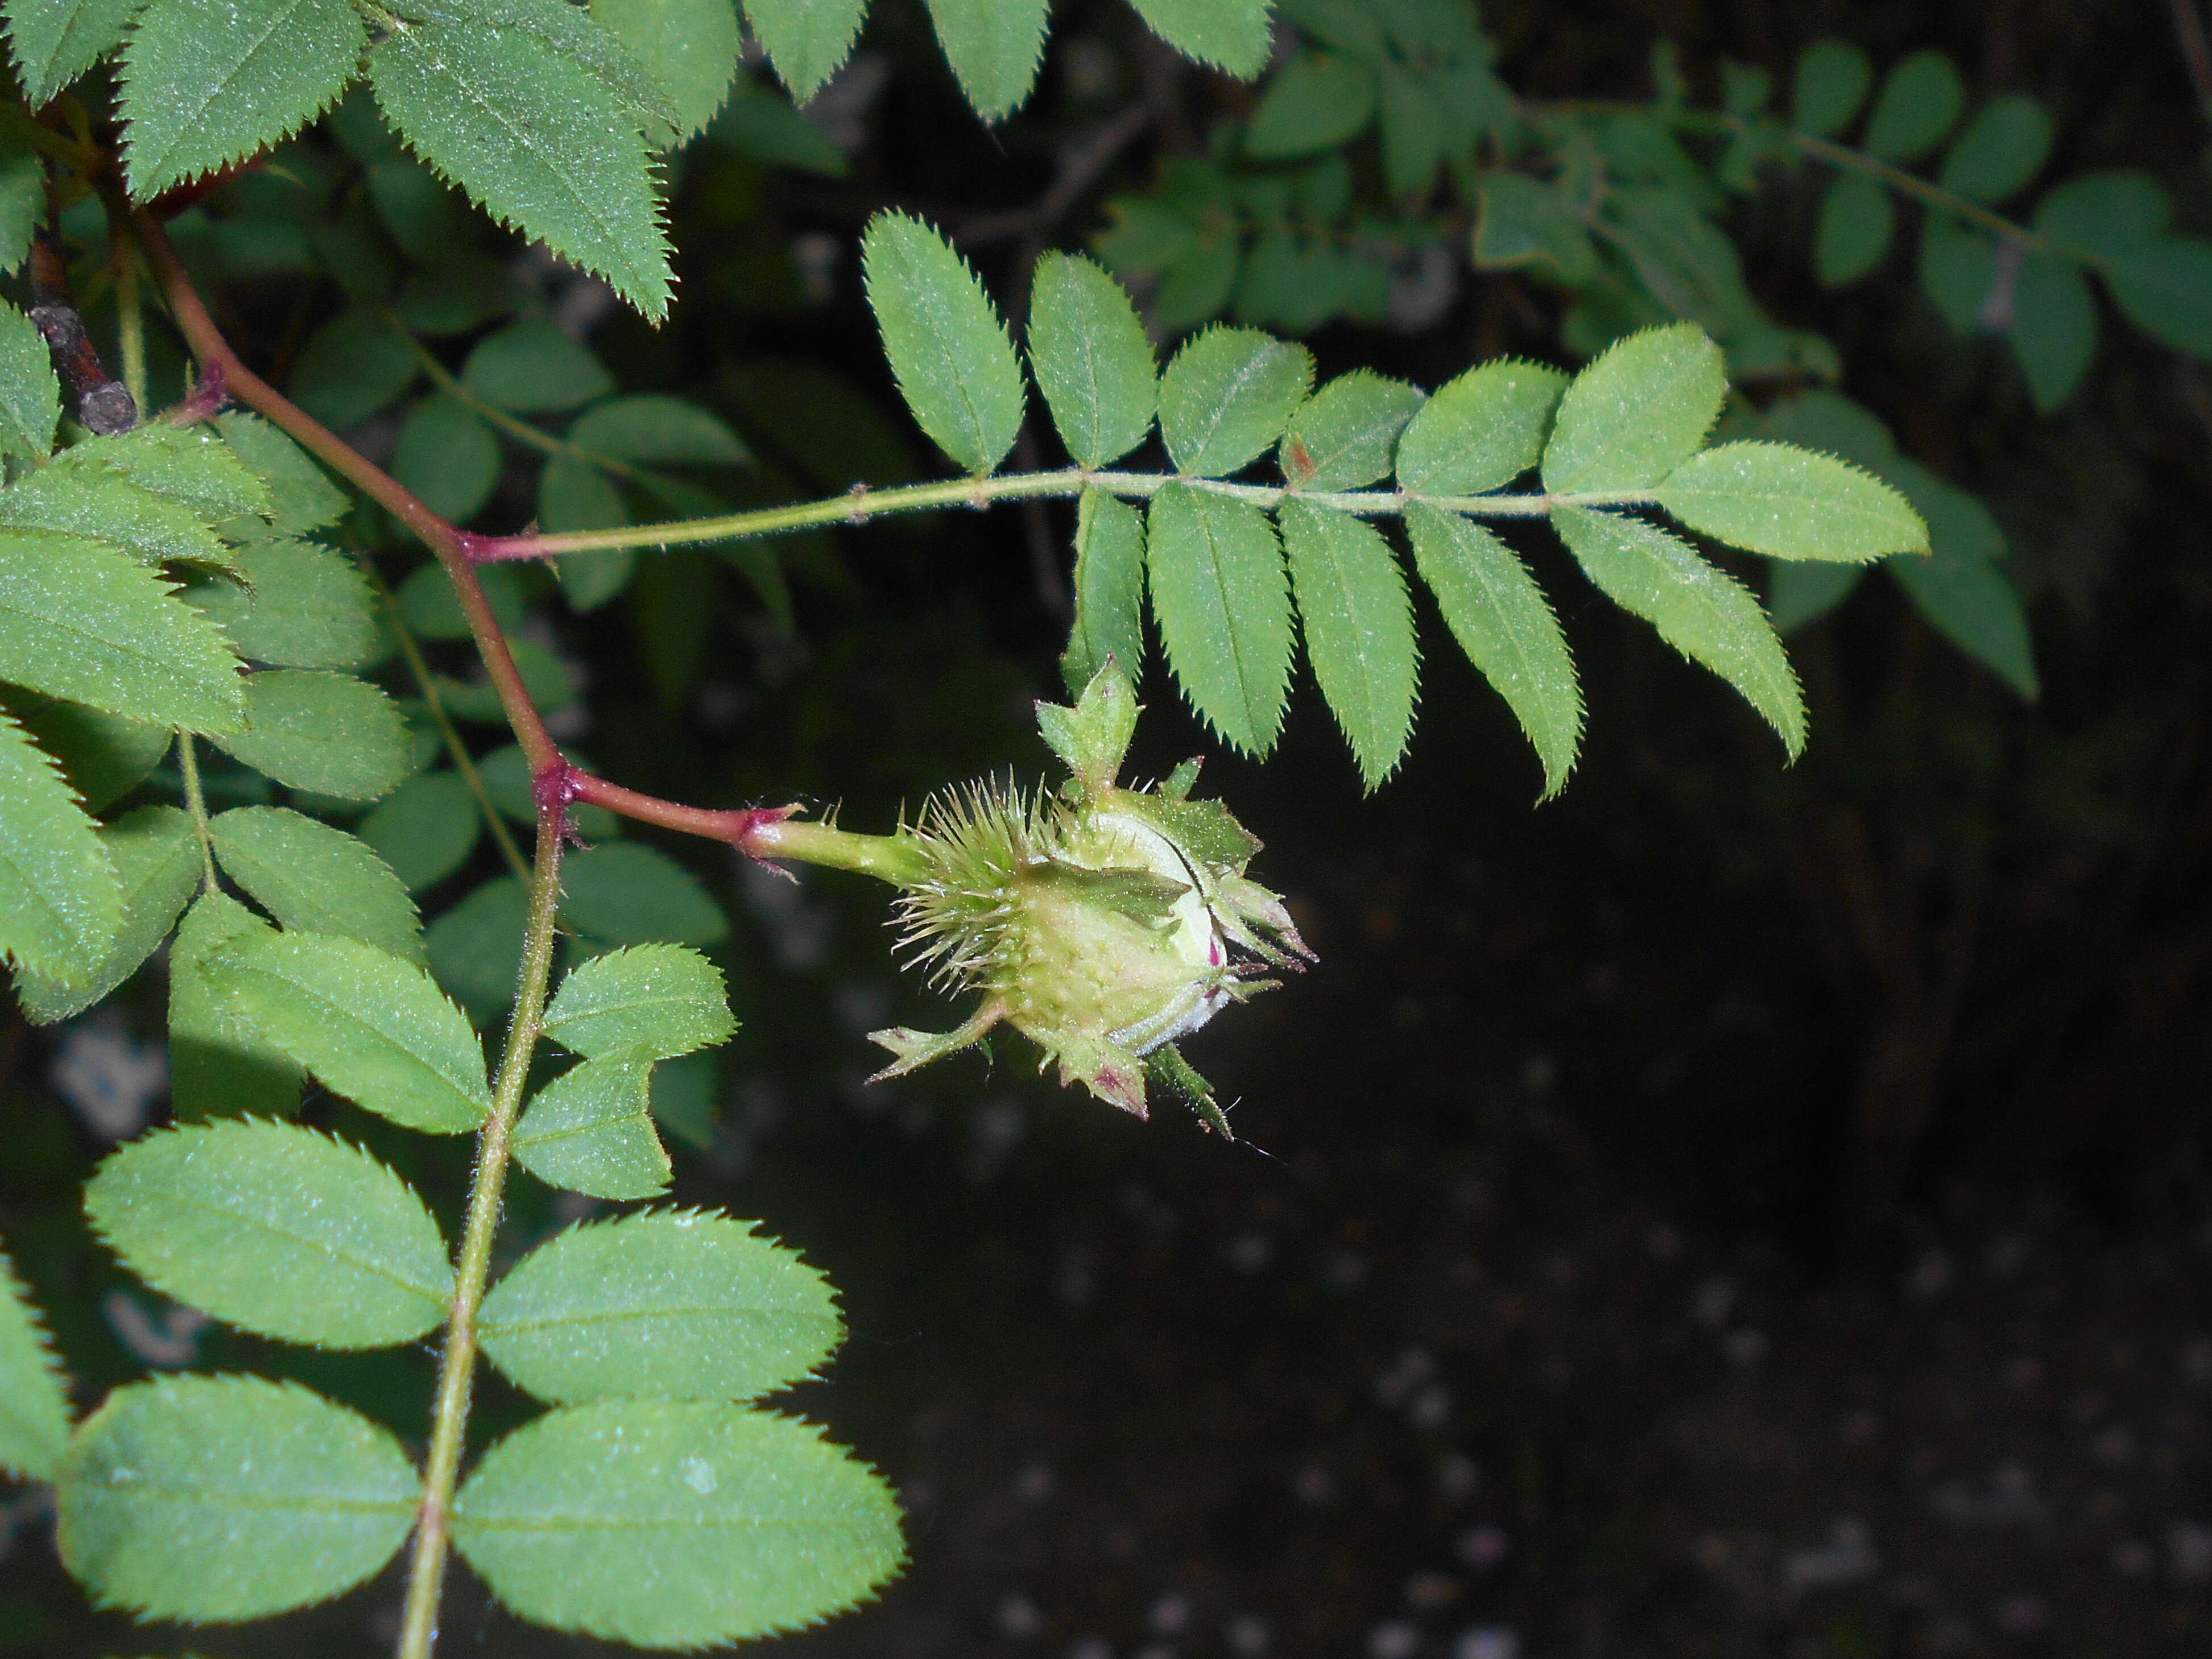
(712, 71), (848, 174)
(1862, 48), (1963, 162)
(425, 874), (527, 1018)
(570, 395), (750, 466)
(1279, 502), (1416, 791)
(451, 1400), (904, 1646)
(542, 456), (630, 581)
(119, 0), (366, 200)
(213, 928), (491, 1132)
(1936, 92), (2053, 204)
(1128, 0), (1270, 73)
(2, 692), (169, 813)
(1060, 487), (1147, 694)
(1791, 38), (1872, 137)
(217, 412), (349, 536)
(1146, 482), (1292, 756)
(0, 467), (233, 570)
(1885, 457), (2037, 698)
(2035, 171), (2168, 259)
(0, 129), (41, 277)
(1768, 560), (1863, 634)
(860, 211), (1024, 474)
(1471, 171), (1601, 285)
(206, 669), (410, 800)
(561, 842), (730, 948)
(1281, 371), (1424, 492)
(1552, 505), (1804, 756)
(288, 308), (419, 429)
(1378, 63), (1445, 202)
(168, 890), (302, 1121)
(513, 1047), (671, 1201)
(209, 805), (422, 963)
(1027, 252), (1158, 469)
(1395, 358), (1565, 496)
(429, 0), (685, 132)
(0, 708), (119, 987)
(189, 540), (377, 671)
(543, 942), (736, 1060)
(591, 0), (741, 142)
(0, 299), (56, 460)
(1244, 51), (1376, 159)
(85, 1119), (453, 1347)
(743, 0), (867, 102)
(1655, 441), (1927, 561)
(1540, 323), (1725, 495)
(6, 0), (142, 102)
(0, 1245), (70, 1480)
(1158, 326), (1313, 478)
(357, 769), (481, 893)
(393, 394), (502, 525)
(923, 0), (1047, 121)
(462, 317), (615, 413)
(1813, 171), (1893, 286)
(1918, 213), (1998, 334)
(369, 18), (673, 320)
(15, 805), (198, 1024)
(651, 1051), (719, 1148)
(481, 1209), (838, 1405)
(2010, 253), (2097, 413)
(56, 1374), (417, 1621)
(2101, 237), (2212, 359)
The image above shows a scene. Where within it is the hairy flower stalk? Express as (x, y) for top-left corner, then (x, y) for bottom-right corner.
(751, 664), (1311, 1132)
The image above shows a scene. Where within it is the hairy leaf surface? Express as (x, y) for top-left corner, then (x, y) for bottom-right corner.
(0, 468), (232, 570)
(0, 1246), (69, 1480)
(924, 0), (1047, 119)
(1147, 483), (1292, 756)
(168, 890), (303, 1121)
(0, 299), (56, 460)
(1541, 324), (1724, 495)
(743, 0), (868, 102)
(1060, 487), (1147, 693)
(862, 212), (1024, 474)
(543, 943), (737, 1060)
(1279, 502), (1415, 791)
(217, 411), (349, 536)
(1128, 0), (1272, 75)
(1281, 371), (1423, 493)
(188, 539), (377, 669)
(514, 1048), (672, 1201)
(210, 805), (423, 963)
(1028, 252), (1157, 469)
(1159, 326), (1312, 478)
(1394, 359), (1563, 496)
(0, 708), (119, 988)
(206, 669), (409, 800)
(15, 805), (197, 1023)
(7, 0), (143, 102)
(592, 0), (740, 140)
(1656, 442), (1926, 561)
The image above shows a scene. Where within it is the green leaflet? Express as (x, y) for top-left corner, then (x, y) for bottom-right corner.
(206, 669), (410, 800)
(168, 889), (303, 1121)
(6, 0), (142, 103)
(357, 769), (481, 893)
(1936, 93), (2053, 205)
(571, 394), (750, 466)
(2010, 253), (2097, 412)
(743, 0), (868, 103)
(1394, 358), (1564, 497)
(1378, 62), (1445, 202)
(0, 1244), (68, 1480)
(452, 1400), (905, 1646)
(1060, 487), (1147, 694)
(1813, 172), (1892, 287)
(56, 1374), (417, 1623)
(1540, 323), (1724, 495)
(1655, 441), (1926, 562)
(1159, 326), (1313, 478)
(213, 929), (492, 1132)
(14, 806), (197, 1023)
(714, 70), (847, 173)
(1245, 51), (1376, 160)
(592, 0), (741, 142)
(1552, 505), (1805, 758)
(0, 126), (38, 276)
(3, 693), (171, 813)
(425, 873), (528, 1018)
(216, 412), (349, 536)
(0, 299), (56, 461)
(428, 0), (685, 133)
(1917, 213), (1997, 335)
(119, 0), (365, 200)
(2035, 171), (2169, 258)
(394, 394), (502, 525)
(513, 1047), (672, 1201)
(543, 942), (737, 1060)
(188, 540), (378, 669)
(0, 467), (233, 570)
(1027, 251), (1158, 469)
(1037, 657), (1138, 790)
(1129, 0), (1271, 76)
(923, 0), (1047, 120)
(288, 308), (420, 429)
(369, 18), (674, 320)
(1862, 49), (1963, 162)
(57, 422), (273, 523)
(562, 842), (729, 947)
(2100, 238), (2212, 359)
(0, 708), (119, 987)
(1281, 371), (1424, 492)
(480, 1209), (840, 1404)
(1768, 560), (1862, 634)
(1280, 502), (1416, 791)
(1473, 171), (1601, 285)
(861, 212), (1024, 474)
(1146, 482), (1292, 757)
(1403, 504), (1581, 799)
(463, 317), (615, 413)
(84, 1119), (454, 1348)
(1791, 39), (1871, 138)
(1885, 457), (2038, 700)
(209, 805), (423, 963)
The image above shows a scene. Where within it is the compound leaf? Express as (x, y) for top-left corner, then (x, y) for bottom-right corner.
(2035, 171), (2168, 258)
(58, 422), (272, 524)
(1862, 49), (1963, 162)
(543, 942), (736, 1060)
(923, 0), (1046, 120)
(56, 1374), (417, 1622)
(480, 1209), (840, 1403)
(1128, 0), (1272, 76)
(1028, 251), (1157, 469)
(743, 0), (867, 103)
(513, 1048), (671, 1201)
(1279, 501), (1415, 791)
(1147, 482), (1292, 756)
(15, 805), (197, 1023)
(1159, 325), (1312, 478)
(1281, 370), (1424, 492)
(861, 211), (1023, 474)
(1552, 504), (1804, 758)
(0, 708), (119, 988)
(205, 669), (410, 801)
(1540, 323), (1723, 495)
(452, 1400), (904, 1646)
(0, 298), (56, 460)
(1655, 441), (1927, 562)
(188, 539), (377, 670)
(1060, 487), (1147, 693)
(0, 1244), (71, 1480)
(1395, 358), (1564, 496)
(210, 805), (422, 963)
(7, 0), (143, 103)
(213, 928), (491, 1133)
(168, 889), (303, 1122)
(1886, 457), (2037, 699)
(3, 692), (170, 813)
(84, 1119), (453, 1348)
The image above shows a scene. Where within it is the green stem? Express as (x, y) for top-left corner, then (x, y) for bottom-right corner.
(113, 238), (146, 415)
(175, 732), (218, 891)
(394, 805), (568, 1659)
(1783, 128), (2072, 259)
(747, 818), (935, 885)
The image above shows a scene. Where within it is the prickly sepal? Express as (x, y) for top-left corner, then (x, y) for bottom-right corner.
(867, 660), (1310, 1122)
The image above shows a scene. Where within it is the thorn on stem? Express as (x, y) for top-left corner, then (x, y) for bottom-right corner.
(727, 804), (804, 871)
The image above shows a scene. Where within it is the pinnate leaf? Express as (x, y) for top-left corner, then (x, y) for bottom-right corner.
(15, 805), (197, 1023)
(1028, 251), (1157, 469)
(0, 708), (120, 988)
(744, 0), (867, 102)
(1541, 324), (1724, 495)
(58, 423), (272, 524)
(514, 1048), (672, 1201)
(1129, 0), (1272, 75)
(2035, 171), (2168, 258)
(1280, 502), (1416, 790)
(1404, 504), (1581, 799)
(56, 1374), (417, 1622)
(924, 0), (1047, 120)
(862, 212), (1024, 473)
(1159, 326), (1313, 478)
(1281, 371), (1424, 492)
(0, 299), (56, 460)
(7, 0), (143, 103)
(213, 929), (491, 1132)
(1656, 442), (1926, 562)
(544, 942), (737, 1060)
(1146, 482), (1292, 756)
(1885, 457), (2037, 700)
(1245, 51), (1376, 159)
(85, 1119), (453, 1347)
(481, 1209), (840, 1404)
(168, 889), (303, 1122)
(452, 1400), (904, 1646)
(3, 692), (171, 813)
(1395, 358), (1564, 496)
(1552, 505), (1804, 757)
(592, 0), (739, 142)
(1060, 487), (1147, 694)
(210, 805), (423, 963)
(206, 669), (410, 800)
(189, 539), (377, 669)
(0, 1245), (70, 1480)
